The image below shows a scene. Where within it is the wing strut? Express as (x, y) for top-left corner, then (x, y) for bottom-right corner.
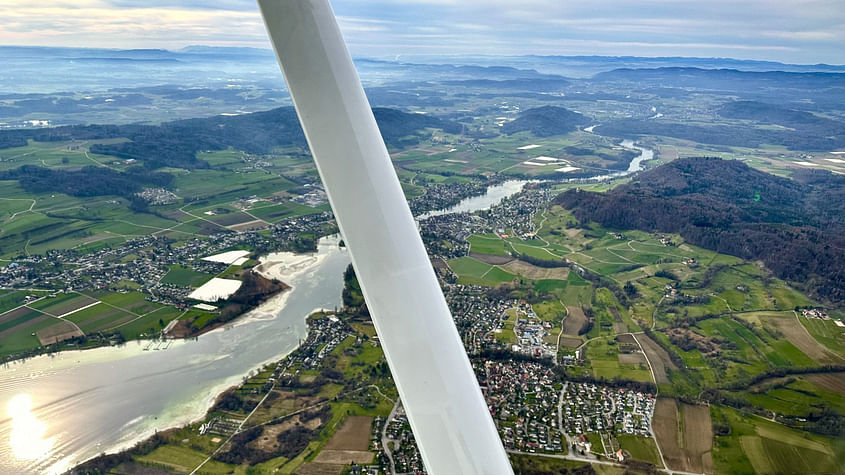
(256, 1), (513, 473)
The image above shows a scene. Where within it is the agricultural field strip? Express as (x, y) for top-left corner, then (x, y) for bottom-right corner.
(177, 205), (227, 231)
(52, 300), (101, 319)
(570, 251), (630, 266)
(150, 217), (205, 238)
(0, 295), (48, 322)
(793, 311), (845, 363)
(605, 248), (636, 264)
(472, 233), (569, 272)
(83, 148), (118, 170)
(235, 208), (271, 227)
(5, 195), (205, 244)
(95, 300), (178, 332)
(479, 264), (497, 279)
(710, 295), (733, 313)
(3, 197), (37, 221)
(627, 334), (671, 469)
(23, 304), (84, 334)
(470, 224), (688, 280)
(32, 199), (116, 215)
(625, 241), (691, 260)
(509, 242), (565, 261)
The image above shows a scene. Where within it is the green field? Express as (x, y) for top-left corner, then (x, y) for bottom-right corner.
(448, 256), (492, 277)
(447, 256), (517, 286)
(0, 309), (55, 356)
(534, 279), (568, 293)
(468, 234), (509, 256)
(0, 290), (46, 313)
(0, 138), (316, 258)
(711, 406), (841, 475)
(496, 308), (518, 344)
(160, 265), (215, 287)
(583, 338), (652, 382)
(616, 434), (662, 466)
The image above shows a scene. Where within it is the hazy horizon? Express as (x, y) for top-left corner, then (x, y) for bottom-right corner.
(3, 44), (845, 67)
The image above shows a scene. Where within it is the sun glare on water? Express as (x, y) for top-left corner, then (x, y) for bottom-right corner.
(7, 394), (54, 461)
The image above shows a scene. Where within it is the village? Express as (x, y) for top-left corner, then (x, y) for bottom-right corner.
(6, 179), (664, 473)
(371, 358), (656, 472)
(0, 211), (332, 306)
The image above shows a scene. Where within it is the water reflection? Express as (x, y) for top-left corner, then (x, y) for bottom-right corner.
(417, 180), (530, 220)
(0, 181), (535, 472)
(7, 394), (53, 461)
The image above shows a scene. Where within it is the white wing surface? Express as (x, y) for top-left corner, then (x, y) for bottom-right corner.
(256, 1), (513, 473)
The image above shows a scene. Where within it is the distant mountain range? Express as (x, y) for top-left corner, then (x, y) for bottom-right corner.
(593, 67), (845, 90)
(1, 45), (843, 94)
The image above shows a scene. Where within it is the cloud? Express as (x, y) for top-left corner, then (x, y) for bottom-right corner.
(0, 4), (268, 48)
(0, 0), (842, 64)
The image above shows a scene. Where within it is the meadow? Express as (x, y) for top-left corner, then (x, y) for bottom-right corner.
(445, 200), (845, 473)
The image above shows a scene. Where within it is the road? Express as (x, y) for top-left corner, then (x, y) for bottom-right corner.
(381, 398), (401, 475)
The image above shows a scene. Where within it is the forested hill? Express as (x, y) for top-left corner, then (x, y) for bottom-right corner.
(501, 105), (590, 137)
(557, 157), (845, 303)
(0, 106), (460, 169)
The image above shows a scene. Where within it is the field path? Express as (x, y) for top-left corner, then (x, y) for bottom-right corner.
(4, 197), (36, 221)
(24, 304), (85, 336)
(634, 333), (676, 384)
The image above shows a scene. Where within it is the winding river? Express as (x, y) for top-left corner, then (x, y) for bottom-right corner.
(417, 180), (531, 220)
(0, 146), (654, 473)
(590, 140), (655, 181)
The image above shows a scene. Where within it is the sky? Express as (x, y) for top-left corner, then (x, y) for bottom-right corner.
(1, 0), (843, 64)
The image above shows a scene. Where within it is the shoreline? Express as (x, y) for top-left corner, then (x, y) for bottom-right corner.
(6, 180), (537, 472)
(0, 249), (320, 367)
(166, 271), (290, 339)
(70, 306), (332, 474)
(48, 244), (343, 472)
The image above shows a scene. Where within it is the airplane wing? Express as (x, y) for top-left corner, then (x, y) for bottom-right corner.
(256, 1), (513, 473)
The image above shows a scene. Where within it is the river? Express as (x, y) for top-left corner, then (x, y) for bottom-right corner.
(0, 151), (652, 473)
(0, 237), (351, 474)
(0, 179), (538, 474)
(417, 180), (531, 220)
(590, 140), (654, 181)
